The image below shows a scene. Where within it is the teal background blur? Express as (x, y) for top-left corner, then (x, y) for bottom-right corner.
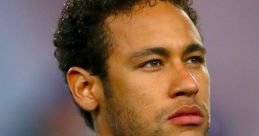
(1, 0), (259, 136)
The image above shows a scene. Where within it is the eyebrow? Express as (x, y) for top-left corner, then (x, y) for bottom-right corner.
(129, 43), (206, 60)
(130, 47), (170, 59)
(183, 43), (206, 55)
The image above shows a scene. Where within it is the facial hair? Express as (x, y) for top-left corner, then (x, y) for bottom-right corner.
(102, 81), (164, 136)
(102, 80), (209, 136)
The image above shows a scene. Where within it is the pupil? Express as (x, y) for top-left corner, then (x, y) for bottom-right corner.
(151, 61), (158, 65)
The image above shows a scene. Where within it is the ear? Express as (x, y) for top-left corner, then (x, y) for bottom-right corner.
(66, 67), (102, 111)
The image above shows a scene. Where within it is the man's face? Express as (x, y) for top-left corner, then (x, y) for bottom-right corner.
(100, 1), (210, 136)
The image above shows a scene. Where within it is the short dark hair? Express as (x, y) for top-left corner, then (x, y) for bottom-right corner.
(53, 0), (198, 130)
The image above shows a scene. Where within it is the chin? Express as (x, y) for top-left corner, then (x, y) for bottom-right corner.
(177, 131), (207, 136)
(165, 125), (209, 136)
(177, 127), (209, 136)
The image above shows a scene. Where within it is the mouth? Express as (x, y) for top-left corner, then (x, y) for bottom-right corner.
(168, 105), (204, 125)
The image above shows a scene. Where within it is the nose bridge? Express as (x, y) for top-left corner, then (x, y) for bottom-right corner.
(169, 64), (199, 98)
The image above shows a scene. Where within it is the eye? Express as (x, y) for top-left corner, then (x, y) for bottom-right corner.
(186, 56), (205, 64)
(141, 59), (163, 68)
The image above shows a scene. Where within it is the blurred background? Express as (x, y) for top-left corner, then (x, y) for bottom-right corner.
(1, 0), (258, 136)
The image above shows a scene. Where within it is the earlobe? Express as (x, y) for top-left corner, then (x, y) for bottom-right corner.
(66, 67), (100, 111)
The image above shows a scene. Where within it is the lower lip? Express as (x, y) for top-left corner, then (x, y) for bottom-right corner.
(169, 115), (204, 125)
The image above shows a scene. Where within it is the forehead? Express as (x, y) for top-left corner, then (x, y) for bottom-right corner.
(105, 1), (202, 54)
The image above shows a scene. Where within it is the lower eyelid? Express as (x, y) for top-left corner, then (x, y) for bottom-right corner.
(140, 59), (163, 68)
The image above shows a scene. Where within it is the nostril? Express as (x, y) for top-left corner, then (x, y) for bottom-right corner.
(174, 90), (198, 97)
(175, 91), (187, 97)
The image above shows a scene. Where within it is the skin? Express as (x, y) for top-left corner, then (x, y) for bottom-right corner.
(67, 1), (210, 136)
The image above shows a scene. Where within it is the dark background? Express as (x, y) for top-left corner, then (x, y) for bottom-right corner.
(1, 0), (259, 136)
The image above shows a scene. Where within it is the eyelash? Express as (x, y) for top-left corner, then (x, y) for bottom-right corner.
(140, 59), (163, 68)
(138, 56), (204, 70)
(186, 56), (205, 64)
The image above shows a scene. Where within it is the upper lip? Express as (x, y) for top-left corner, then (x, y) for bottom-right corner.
(168, 105), (203, 120)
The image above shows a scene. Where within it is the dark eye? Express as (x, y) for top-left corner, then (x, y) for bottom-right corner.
(186, 56), (204, 64)
(141, 59), (163, 68)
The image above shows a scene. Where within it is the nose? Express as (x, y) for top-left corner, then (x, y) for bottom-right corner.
(168, 68), (199, 98)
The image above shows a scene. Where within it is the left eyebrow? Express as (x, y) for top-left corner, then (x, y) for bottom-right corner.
(130, 47), (170, 59)
(183, 43), (206, 55)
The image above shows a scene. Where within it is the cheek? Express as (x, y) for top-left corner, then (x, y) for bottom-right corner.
(108, 70), (168, 114)
(109, 67), (161, 96)
(107, 76), (164, 128)
(190, 67), (210, 101)
(119, 77), (160, 103)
